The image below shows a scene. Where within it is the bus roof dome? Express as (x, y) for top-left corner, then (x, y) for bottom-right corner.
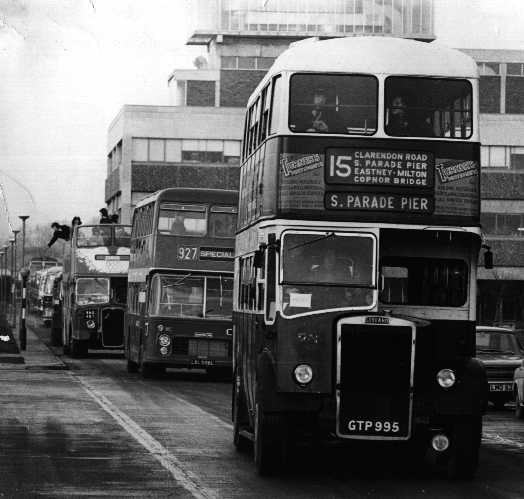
(270, 36), (478, 79)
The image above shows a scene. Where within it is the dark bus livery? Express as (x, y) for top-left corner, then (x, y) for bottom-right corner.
(125, 188), (237, 378)
(233, 36), (489, 478)
(62, 224), (130, 356)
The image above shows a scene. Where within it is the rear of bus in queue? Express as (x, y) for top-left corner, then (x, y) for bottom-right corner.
(232, 37), (488, 478)
(124, 189), (237, 379)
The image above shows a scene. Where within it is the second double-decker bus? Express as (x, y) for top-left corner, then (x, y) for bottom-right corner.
(233, 36), (489, 478)
(62, 224), (131, 356)
(125, 188), (237, 378)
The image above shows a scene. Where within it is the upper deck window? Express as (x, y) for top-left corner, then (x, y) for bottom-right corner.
(385, 77), (473, 139)
(289, 74), (378, 135)
(77, 226), (112, 247)
(158, 203), (207, 236)
(209, 206), (237, 238)
(114, 226), (131, 247)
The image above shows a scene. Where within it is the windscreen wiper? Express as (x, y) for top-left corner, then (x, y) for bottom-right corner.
(173, 273), (192, 286)
(288, 232), (336, 251)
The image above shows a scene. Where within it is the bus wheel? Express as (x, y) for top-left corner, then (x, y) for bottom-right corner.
(446, 416), (481, 480)
(254, 403), (286, 476)
(515, 388), (524, 420)
(71, 339), (88, 358)
(127, 359), (139, 373)
(233, 381), (250, 452)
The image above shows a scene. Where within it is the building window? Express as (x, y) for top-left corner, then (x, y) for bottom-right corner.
(165, 140), (181, 162)
(481, 145), (508, 168)
(507, 63), (524, 76)
(510, 147), (524, 170)
(506, 76), (524, 114)
(238, 56), (256, 69)
(132, 138), (148, 161)
(221, 55), (275, 71)
(149, 139), (165, 162)
(481, 213), (524, 237)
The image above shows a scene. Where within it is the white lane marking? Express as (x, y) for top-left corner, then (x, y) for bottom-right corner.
(483, 432), (524, 450)
(73, 374), (217, 499)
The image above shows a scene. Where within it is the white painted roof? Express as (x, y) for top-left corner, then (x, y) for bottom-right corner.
(270, 37), (478, 78)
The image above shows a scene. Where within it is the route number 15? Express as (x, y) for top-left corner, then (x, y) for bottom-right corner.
(328, 155), (353, 179)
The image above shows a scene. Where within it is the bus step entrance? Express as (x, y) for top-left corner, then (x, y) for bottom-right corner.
(101, 308), (124, 347)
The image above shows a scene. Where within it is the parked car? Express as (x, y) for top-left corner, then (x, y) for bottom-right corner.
(475, 326), (524, 409)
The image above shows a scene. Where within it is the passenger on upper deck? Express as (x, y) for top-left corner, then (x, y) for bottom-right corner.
(387, 95), (410, 136)
(99, 208), (112, 224)
(306, 88), (331, 133)
(48, 223), (70, 248)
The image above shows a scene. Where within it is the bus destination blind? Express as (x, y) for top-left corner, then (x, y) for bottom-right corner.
(325, 148), (434, 188)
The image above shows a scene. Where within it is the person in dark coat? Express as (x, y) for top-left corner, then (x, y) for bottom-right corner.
(99, 208), (111, 224)
(48, 222), (70, 248)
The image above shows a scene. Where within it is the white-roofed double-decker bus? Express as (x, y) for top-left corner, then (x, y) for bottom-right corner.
(233, 37), (489, 478)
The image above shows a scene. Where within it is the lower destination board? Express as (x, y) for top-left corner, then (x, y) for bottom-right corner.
(325, 192), (434, 213)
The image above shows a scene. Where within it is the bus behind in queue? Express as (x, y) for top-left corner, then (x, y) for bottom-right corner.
(62, 224), (130, 356)
(233, 36), (488, 478)
(125, 188), (237, 378)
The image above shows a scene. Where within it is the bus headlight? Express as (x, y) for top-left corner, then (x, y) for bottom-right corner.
(293, 364), (313, 385)
(437, 368), (456, 388)
(159, 346), (169, 356)
(86, 319), (96, 329)
(158, 334), (171, 347)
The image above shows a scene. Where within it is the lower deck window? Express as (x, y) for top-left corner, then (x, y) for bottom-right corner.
(380, 258), (468, 307)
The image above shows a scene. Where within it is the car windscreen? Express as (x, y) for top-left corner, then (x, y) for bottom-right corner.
(476, 330), (522, 355)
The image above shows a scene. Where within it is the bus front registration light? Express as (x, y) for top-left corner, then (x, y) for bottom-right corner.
(294, 364), (313, 385)
(158, 334), (171, 347)
(437, 369), (456, 389)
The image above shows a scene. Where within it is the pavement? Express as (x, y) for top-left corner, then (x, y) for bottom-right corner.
(0, 312), (66, 370)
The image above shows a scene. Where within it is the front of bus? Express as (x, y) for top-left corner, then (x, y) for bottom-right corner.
(140, 193), (237, 376)
(247, 38), (487, 477)
(72, 225), (130, 349)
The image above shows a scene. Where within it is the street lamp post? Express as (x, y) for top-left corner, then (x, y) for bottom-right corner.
(19, 216), (29, 269)
(11, 230), (19, 327)
(0, 250), (5, 316)
(9, 238), (15, 326)
(3, 248), (8, 316)
(18, 216), (29, 351)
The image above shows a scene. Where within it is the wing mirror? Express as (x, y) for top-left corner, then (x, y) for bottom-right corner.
(482, 244), (493, 269)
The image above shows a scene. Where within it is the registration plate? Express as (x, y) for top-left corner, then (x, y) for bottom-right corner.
(190, 359), (215, 367)
(489, 383), (512, 392)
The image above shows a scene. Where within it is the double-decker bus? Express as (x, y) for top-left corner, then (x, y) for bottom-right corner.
(62, 224), (130, 356)
(28, 257), (61, 312)
(233, 37), (489, 478)
(125, 188), (237, 378)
